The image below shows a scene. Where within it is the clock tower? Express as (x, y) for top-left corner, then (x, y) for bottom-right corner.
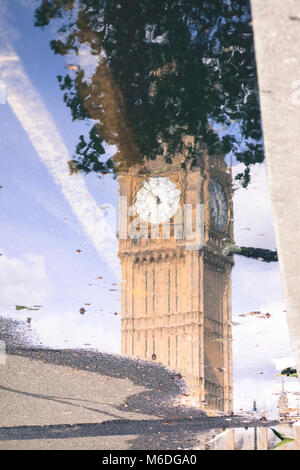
(118, 145), (233, 413)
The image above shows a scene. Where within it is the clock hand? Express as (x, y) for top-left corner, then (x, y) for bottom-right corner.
(143, 184), (158, 200)
(143, 183), (162, 205)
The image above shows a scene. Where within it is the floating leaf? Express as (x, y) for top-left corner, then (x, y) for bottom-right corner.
(15, 305), (41, 311)
(238, 310), (262, 317)
(280, 367), (298, 378)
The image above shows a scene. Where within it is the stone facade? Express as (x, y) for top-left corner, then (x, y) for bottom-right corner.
(118, 148), (233, 413)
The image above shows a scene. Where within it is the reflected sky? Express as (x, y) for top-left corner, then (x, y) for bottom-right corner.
(0, 0), (299, 418)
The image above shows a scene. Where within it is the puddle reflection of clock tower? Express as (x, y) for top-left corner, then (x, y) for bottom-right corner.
(118, 148), (233, 413)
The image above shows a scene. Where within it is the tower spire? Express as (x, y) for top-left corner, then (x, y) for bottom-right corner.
(278, 379), (289, 419)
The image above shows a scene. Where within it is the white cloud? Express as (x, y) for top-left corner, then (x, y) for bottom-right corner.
(0, 41), (120, 278)
(232, 298), (299, 415)
(66, 44), (100, 84)
(272, 356), (296, 370)
(232, 257), (283, 314)
(32, 310), (120, 353)
(233, 300), (292, 367)
(0, 253), (120, 353)
(231, 163), (300, 414)
(0, 253), (50, 310)
(233, 163), (276, 250)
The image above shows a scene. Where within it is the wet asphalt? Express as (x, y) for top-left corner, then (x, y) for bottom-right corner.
(0, 317), (277, 450)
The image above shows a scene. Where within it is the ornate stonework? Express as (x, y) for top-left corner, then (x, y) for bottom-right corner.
(118, 150), (233, 413)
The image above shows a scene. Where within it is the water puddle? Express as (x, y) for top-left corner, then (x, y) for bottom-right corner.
(0, 0), (299, 450)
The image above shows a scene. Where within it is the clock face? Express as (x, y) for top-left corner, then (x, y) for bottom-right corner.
(135, 177), (180, 224)
(209, 180), (228, 230)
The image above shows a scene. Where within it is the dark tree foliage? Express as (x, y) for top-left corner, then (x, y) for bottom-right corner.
(280, 367), (298, 377)
(223, 243), (278, 262)
(34, 0), (264, 185)
(238, 246), (278, 262)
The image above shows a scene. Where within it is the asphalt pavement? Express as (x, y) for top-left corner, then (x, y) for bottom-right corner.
(0, 317), (276, 450)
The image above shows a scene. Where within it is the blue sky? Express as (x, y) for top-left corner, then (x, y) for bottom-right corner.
(0, 0), (299, 416)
